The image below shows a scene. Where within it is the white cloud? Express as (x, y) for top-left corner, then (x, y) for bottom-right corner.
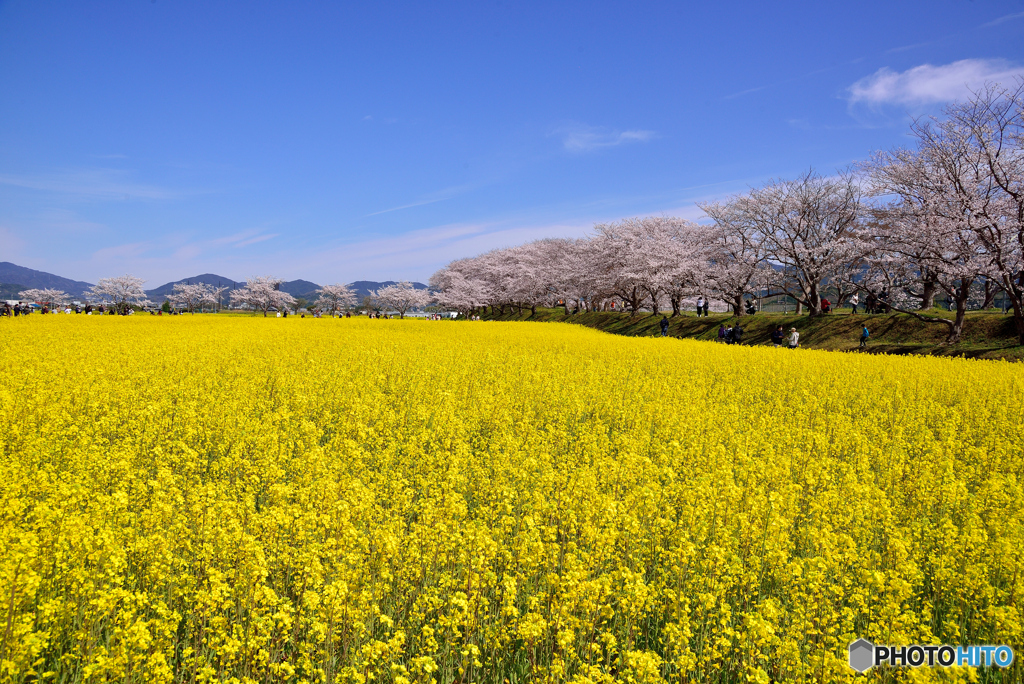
(0, 225), (26, 257)
(0, 168), (181, 200)
(980, 11), (1024, 28)
(232, 233), (279, 248)
(848, 59), (1024, 106)
(364, 183), (477, 217)
(36, 208), (107, 234)
(557, 123), (657, 153)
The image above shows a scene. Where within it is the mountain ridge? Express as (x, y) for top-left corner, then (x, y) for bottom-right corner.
(0, 262), (94, 297)
(0, 264), (428, 303)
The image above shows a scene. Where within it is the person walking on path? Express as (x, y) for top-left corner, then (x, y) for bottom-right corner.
(849, 293), (859, 314)
(702, 298), (709, 317)
(696, 296), (705, 317)
(660, 316), (669, 336)
(787, 327), (800, 349)
(859, 325), (870, 349)
(770, 324), (784, 347)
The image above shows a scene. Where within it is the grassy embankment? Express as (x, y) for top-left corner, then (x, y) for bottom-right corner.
(478, 306), (1024, 360)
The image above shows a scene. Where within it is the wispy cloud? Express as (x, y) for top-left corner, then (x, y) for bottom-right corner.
(884, 42), (932, 54)
(88, 228), (281, 274)
(90, 240), (157, 263)
(723, 60), (861, 100)
(193, 228), (281, 251)
(556, 123), (657, 153)
(270, 220), (594, 282)
(365, 197), (452, 216)
(0, 225), (26, 257)
(365, 183), (478, 217)
(233, 233), (279, 248)
(36, 208), (107, 234)
(0, 168), (181, 200)
(980, 11), (1024, 28)
(848, 58), (1024, 106)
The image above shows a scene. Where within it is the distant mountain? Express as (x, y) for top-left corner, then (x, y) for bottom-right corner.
(146, 274), (242, 300)
(0, 264), (429, 304)
(0, 262), (93, 297)
(0, 283), (27, 299)
(349, 280), (428, 299)
(279, 279), (321, 301)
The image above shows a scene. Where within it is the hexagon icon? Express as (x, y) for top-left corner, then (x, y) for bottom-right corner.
(848, 639), (875, 673)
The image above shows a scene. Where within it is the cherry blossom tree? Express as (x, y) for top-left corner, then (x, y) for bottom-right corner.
(168, 282), (220, 313)
(536, 238), (592, 314)
(508, 241), (564, 315)
(314, 284), (356, 316)
(429, 258), (492, 315)
(861, 194), (987, 343)
(371, 281), (431, 318)
(229, 276), (296, 316)
(698, 201), (769, 316)
(18, 288), (70, 309)
(862, 85), (1024, 343)
(854, 209), (941, 311)
(591, 218), (680, 315)
(871, 81), (1024, 344)
(90, 275), (149, 314)
(726, 170), (871, 317)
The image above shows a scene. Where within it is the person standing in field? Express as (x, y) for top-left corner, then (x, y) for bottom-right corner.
(860, 325), (870, 349)
(702, 298), (709, 317)
(849, 293), (859, 314)
(787, 327), (800, 349)
(770, 324), (784, 347)
(733, 323), (744, 344)
(660, 316), (669, 336)
(717, 324), (726, 342)
(696, 296), (704, 317)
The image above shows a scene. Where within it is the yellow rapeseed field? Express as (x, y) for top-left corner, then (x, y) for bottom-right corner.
(1, 316), (1022, 684)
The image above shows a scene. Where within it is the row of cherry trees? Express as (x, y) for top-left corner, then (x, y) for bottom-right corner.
(430, 82), (1024, 344)
(20, 276), (431, 318)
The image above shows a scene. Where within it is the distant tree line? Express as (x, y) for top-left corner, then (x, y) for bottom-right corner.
(430, 81), (1024, 345)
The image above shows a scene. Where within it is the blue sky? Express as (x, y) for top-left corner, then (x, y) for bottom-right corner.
(1, 1), (1023, 285)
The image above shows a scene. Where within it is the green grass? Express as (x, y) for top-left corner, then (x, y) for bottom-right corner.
(476, 306), (1024, 360)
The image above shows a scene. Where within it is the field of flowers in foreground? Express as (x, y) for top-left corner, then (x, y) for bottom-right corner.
(1, 316), (1022, 684)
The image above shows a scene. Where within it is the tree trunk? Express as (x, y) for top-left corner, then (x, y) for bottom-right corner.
(624, 287), (643, 316)
(920, 273), (938, 310)
(530, 303), (536, 316)
(670, 297), (680, 317)
(1000, 272), (1024, 345)
(982, 280), (1000, 310)
(562, 302), (569, 315)
(732, 293), (744, 317)
(806, 286), (823, 317)
(1010, 296), (1024, 346)
(946, 282), (971, 344)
